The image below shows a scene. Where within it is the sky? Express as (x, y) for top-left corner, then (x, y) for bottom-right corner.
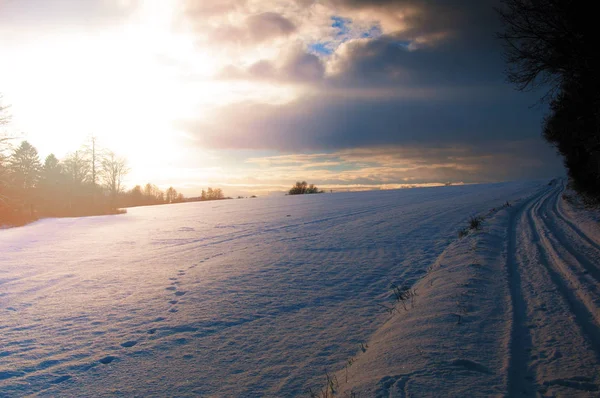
(0, 0), (564, 196)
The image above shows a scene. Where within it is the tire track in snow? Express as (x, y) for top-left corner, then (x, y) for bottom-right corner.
(536, 189), (600, 321)
(506, 187), (549, 397)
(553, 183), (600, 252)
(531, 188), (600, 334)
(544, 187), (600, 283)
(514, 184), (600, 394)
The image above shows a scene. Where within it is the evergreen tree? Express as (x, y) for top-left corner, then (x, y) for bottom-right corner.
(9, 141), (41, 191)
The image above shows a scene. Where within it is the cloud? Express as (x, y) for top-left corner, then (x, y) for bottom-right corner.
(188, 0), (505, 90)
(325, 35), (502, 89)
(181, 86), (545, 152)
(0, 0), (140, 29)
(1, 0), (562, 188)
(219, 47), (325, 82)
(182, 0), (248, 19)
(168, 0), (564, 184)
(206, 12), (297, 44)
(239, 142), (562, 188)
(247, 12), (297, 41)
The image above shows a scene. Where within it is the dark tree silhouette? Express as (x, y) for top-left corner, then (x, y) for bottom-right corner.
(497, 0), (600, 198)
(497, 0), (594, 96)
(289, 181), (323, 195)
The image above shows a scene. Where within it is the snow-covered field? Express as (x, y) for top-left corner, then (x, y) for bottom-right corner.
(335, 182), (600, 397)
(1, 180), (598, 397)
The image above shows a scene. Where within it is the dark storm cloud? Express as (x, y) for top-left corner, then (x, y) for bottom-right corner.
(184, 88), (546, 151)
(326, 0), (505, 88)
(328, 35), (504, 89)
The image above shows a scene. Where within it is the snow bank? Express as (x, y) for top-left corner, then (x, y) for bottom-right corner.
(332, 198), (533, 397)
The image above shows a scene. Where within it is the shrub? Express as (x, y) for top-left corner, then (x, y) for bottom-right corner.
(288, 181), (323, 195)
(468, 216), (483, 231)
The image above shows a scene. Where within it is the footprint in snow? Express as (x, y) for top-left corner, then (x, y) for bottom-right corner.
(450, 359), (492, 374)
(51, 375), (72, 384)
(174, 291), (186, 297)
(99, 356), (117, 365)
(121, 341), (138, 348)
(169, 308), (178, 313)
(169, 300), (178, 305)
(165, 286), (177, 291)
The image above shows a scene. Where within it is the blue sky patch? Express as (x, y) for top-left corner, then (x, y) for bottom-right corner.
(331, 16), (351, 37)
(392, 40), (412, 49)
(361, 25), (382, 39)
(309, 42), (334, 55)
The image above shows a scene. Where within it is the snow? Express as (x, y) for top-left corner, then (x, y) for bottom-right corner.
(1, 180), (598, 396)
(334, 181), (600, 397)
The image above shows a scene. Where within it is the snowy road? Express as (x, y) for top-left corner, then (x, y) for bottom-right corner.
(2, 181), (586, 397)
(507, 183), (600, 396)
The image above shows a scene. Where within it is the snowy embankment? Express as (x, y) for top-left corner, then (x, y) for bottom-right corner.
(2, 180), (594, 396)
(334, 182), (600, 397)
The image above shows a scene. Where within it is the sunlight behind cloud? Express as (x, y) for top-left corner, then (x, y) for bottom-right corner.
(0, 0), (563, 196)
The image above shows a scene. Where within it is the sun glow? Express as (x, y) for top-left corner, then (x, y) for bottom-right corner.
(0, 0), (252, 178)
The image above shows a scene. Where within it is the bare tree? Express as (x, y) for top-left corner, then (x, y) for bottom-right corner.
(165, 186), (177, 203)
(82, 135), (103, 189)
(211, 188), (223, 200)
(496, 0), (596, 98)
(497, 0), (600, 197)
(0, 96), (11, 206)
(0, 94), (10, 127)
(63, 150), (90, 186)
(101, 152), (129, 206)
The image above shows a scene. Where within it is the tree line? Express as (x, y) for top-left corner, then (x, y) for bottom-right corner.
(498, 0), (600, 200)
(0, 132), (197, 226)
